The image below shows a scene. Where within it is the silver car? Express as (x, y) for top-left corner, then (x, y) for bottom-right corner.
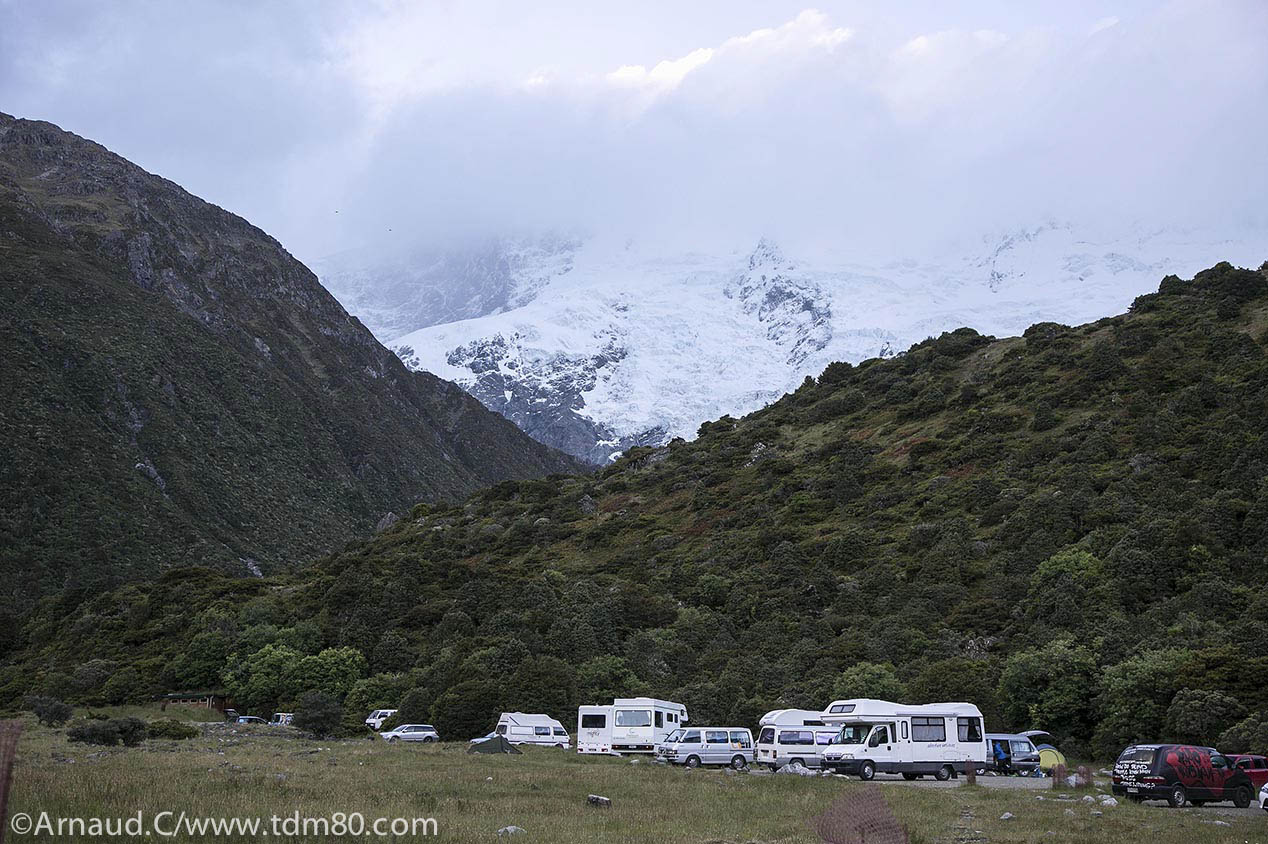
(655, 727), (754, 769)
(380, 724), (440, 743)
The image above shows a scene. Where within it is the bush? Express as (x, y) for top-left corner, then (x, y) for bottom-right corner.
(1165, 690), (1245, 747)
(67, 716), (148, 747)
(292, 690), (343, 738)
(25, 695), (73, 727)
(1219, 711), (1268, 754)
(147, 719), (199, 740)
(832, 662), (905, 702)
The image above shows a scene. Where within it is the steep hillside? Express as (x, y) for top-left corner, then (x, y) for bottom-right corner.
(0, 113), (581, 610)
(7, 261), (1268, 758)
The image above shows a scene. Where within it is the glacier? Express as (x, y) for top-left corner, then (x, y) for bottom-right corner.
(320, 223), (1268, 464)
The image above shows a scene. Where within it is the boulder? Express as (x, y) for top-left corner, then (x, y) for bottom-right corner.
(586, 795), (612, 808)
(1000, 812), (1015, 821)
(497, 826), (526, 836)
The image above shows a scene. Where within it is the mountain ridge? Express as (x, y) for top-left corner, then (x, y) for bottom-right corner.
(0, 113), (582, 610)
(329, 225), (1268, 463)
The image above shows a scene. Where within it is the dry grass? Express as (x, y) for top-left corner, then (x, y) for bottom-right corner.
(9, 711), (1266, 843)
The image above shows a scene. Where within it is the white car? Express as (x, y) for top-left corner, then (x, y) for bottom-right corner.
(380, 724), (440, 744)
(365, 709), (397, 730)
(1260, 782), (1268, 812)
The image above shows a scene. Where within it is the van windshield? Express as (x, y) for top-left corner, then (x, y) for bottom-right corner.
(663, 729), (684, 743)
(836, 724), (871, 745)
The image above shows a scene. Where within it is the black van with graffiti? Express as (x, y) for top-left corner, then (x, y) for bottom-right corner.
(1112, 744), (1254, 808)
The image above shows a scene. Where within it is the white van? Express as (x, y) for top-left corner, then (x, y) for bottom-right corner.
(576, 697), (688, 754)
(655, 727), (754, 769)
(820, 698), (989, 781)
(494, 712), (570, 748)
(365, 709), (397, 730)
(754, 708), (838, 769)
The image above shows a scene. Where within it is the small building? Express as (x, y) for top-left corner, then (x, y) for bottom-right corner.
(158, 691), (231, 712)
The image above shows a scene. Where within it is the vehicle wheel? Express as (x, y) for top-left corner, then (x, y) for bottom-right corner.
(731, 755), (747, 770)
(685, 755), (701, 768)
(859, 761), (876, 781)
(1232, 786), (1251, 809)
(1166, 784), (1186, 808)
(902, 773), (919, 781)
(422, 736), (435, 743)
(934, 765), (954, 782)
(387, 737), (398, 744)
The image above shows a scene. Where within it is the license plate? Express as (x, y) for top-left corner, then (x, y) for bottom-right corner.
(1127, 788), (1139, 793)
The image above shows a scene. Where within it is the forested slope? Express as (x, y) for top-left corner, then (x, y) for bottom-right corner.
(8, 261), (1268, 757)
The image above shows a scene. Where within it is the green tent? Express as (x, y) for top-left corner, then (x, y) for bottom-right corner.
(467, 735), (522, 755)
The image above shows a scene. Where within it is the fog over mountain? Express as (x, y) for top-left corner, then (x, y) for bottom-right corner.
(3, 2), (1265, 262)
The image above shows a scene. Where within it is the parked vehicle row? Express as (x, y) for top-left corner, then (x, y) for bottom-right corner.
(352, 697), (1267, 811)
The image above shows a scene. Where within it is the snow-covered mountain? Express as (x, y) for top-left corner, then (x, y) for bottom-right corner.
(320, 223), (1268, 464)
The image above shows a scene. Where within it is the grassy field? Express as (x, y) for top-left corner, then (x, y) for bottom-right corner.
(8, 711), (1267, 843)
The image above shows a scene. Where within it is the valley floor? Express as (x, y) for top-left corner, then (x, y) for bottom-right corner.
(8, 711), (1267, 843)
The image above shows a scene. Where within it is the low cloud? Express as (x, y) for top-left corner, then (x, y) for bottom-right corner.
(3, 1), (1265, 262)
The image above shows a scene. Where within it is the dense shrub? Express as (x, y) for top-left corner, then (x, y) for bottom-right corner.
(67, 716), (148, 746)
(292, 690), (343, 738)
(25, 695), (72, 727)
(147, 719), (199, 740)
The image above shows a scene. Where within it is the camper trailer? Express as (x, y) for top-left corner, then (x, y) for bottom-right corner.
(576, 697), (688, 754)
(820, 698), (988, 781)
(494, 712), (570, 748)
(754, 709), (838, 769)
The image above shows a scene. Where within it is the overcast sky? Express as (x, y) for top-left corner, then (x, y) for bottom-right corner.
(2, 0), (1265, 263)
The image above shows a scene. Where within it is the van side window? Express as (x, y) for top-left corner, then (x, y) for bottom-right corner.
(911, 717), (946, 742)
(758, 727), (775, 744)
(730, 731), (751, 748)
(553, 727), (567, 736)
(816, 732), (835, 745)
(901, 721), (908, 740)
(706, 730), (729, 744)
(655, 711), (663, 728)
(534, 726), (550, 735)
(1210, 754), (1227, 769)
(957, 717), (983, 742)
(581, 714), (606, 729)
(681, 730), (701, 743)
(779, 730), (814, 745)
(496, 724), (507, 734)
(869, 726), (889, 747)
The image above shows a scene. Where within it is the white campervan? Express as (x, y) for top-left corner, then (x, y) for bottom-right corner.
(494, 712), (570, 748)
(820, 698), (989, 781)
(576, 697), (688, 754)
(754, 708), (838, 769)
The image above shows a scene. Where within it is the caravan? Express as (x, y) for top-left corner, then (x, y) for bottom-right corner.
(576, 697), (688, 754)
(494, 712), (570, 748)
(820, 698), (988, 781)
(754, 709), (838, 769)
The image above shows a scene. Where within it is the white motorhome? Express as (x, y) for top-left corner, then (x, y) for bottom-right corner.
(820, 698), (988, 781)
(576, 697), (688, 754)
(494, 712), (570, 747)
(754, 708), (838, 769)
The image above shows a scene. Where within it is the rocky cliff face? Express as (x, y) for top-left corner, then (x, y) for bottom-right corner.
(0, 112), (582, 609)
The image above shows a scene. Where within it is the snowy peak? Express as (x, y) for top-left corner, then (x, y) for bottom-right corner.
(327, 224), (1268, 464)
(725, 239), (832, 366)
